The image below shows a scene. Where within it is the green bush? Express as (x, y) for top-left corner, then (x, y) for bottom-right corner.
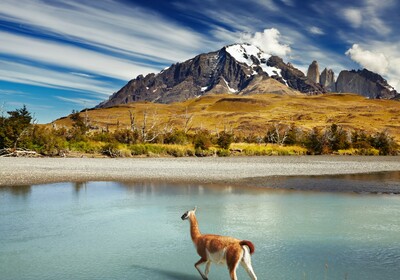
(217, 132), (234, 149)
(113, 129), (139, 144)
(193, 130), (212, 150)
(164, 130), (188, 145)
(217, 149), (230, 157)
(101, 142), (121, 157)
(69, 141), (102, 154)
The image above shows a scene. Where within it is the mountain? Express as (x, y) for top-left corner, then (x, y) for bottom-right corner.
(320, 68), (336, 92)
(96, 43), (323, 108)
(304, 60), (399, 99)
(336, 69), (398, 99)
(97, 44), (399, 109)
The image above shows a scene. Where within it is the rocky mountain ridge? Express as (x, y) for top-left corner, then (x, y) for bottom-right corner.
(97, 43), (398, 108)
(306, 60), (398, 99)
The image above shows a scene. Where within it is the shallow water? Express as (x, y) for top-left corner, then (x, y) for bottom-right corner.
(1, 180), (400, 280)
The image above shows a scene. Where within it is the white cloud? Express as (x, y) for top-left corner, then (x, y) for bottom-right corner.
(250, 0), (280, 11)
(341, 0), (394, 35)
(345, 44), (389, 74)
(0, 89), (27, 96)
(242, 28), (291, 57)
(308, 26), (325, 35)
(342, 8), (363, 28)
(56, 96), (99, 107)
(280, 0), (295, 6)
(0, 0), (211, 64)
(0, 31), (156, 81)
(0, 60), (117, 96)
(346, 43), (400, 91)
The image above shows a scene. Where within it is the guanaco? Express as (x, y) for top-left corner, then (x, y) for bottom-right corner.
(181, 207), (257, 280)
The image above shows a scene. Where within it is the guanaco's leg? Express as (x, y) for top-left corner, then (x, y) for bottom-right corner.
(204, 261), (211, 278)
(227, 247), (241, 280)
(229, 264), (238, 280)
(241, 246), (257, 280)
(194, 258), (208, 280)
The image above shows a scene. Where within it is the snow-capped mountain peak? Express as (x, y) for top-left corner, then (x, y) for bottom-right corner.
(225, 43), (284, 81)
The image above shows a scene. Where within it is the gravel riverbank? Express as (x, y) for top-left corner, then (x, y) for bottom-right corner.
(1, 156), (400, 193)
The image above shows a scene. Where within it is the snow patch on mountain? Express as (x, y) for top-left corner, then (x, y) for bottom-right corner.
(226, 43), (284, 80)
(222, 78), (238, 93)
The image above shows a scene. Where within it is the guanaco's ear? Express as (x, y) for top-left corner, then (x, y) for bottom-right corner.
(193, 206), (197, 213)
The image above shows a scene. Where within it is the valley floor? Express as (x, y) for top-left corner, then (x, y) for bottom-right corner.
(1, 156), (399, 193)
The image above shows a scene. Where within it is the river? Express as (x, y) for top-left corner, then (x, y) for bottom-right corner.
(1, 179), (400, 279)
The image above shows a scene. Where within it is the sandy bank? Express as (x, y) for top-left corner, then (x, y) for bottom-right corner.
(1, 156), (400, 193)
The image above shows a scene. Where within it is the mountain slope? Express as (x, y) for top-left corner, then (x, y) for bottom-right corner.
(57, 93), (400, 142)
(336, 69), (398, 99)
(97, 43), (323, 108)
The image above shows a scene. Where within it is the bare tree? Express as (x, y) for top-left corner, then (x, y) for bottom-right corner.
(265, 122), (289, 145)
(129, 110), (136, 132)
(182, 107), (193, 134)
(140, 109), (162, 142)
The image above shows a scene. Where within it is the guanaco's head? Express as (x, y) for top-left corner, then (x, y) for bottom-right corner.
(181, 207), (197, 220)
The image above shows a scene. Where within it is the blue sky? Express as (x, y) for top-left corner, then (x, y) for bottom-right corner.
(0, 0), (399, 123)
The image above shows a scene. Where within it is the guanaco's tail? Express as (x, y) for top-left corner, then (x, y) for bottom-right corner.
(240, 240), (255, 255)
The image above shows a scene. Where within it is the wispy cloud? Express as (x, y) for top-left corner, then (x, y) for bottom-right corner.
(0, 31), (156, 81)
(0, 89), (27, 96)
(56, 96), (99, 107)
(341, 0), (394, 35)
(0, 0), (212, 63)
(308, 26), (325, 35)
(0, 60), (117, 96)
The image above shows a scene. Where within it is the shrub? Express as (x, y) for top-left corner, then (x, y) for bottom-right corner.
(217, 132), (234, 149)
(304, 127), (323, 155)
(371, 131), (399, 155)
(164, 130), (188, 145)
(193, 130), (212, 150)
(217, 149), (230, 157)
(69, 141), (102, 154)
(113, 129), (139, 144)
(101, 142), (121, 157)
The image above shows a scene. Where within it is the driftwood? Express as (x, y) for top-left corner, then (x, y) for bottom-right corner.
(0, 148), (41, 157)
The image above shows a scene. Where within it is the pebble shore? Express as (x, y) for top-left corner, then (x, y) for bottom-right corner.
(1, 156), (400, 193)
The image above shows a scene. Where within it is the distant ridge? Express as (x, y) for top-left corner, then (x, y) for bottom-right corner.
(96, 44), (398, 108)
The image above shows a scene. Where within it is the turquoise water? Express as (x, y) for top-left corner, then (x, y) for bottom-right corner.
(1, 181), (400, 280)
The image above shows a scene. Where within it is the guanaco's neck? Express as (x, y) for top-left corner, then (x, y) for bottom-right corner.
(189, 214), (202, 241)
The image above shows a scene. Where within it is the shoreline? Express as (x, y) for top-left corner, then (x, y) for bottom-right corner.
(1, 156), (400, 193)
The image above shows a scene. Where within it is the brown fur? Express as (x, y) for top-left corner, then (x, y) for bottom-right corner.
(239, 240), (255, 255)
(187, 211), (256, 280)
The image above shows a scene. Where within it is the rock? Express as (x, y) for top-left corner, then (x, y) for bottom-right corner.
(320, 68), (336, 92)
(267, 56), (325, 95)
(307, 61), (320, 84)
(336, 69), (398, 99)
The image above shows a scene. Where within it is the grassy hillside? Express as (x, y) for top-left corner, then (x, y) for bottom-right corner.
(54, 93), (400, 142)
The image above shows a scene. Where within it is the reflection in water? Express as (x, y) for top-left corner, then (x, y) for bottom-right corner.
(73, 182), (87, 195)
(0, 185), (31, 197)
(260, 171), (400, 193)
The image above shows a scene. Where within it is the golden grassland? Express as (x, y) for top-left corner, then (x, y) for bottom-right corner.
(53, 93), (400, 142)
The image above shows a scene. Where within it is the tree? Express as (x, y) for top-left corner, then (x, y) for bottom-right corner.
(371, 131), (399, 155)
(265, 123), (289, 145)
(0, 105), (32, 149)
(69, 110), (88, 141)
(324, 124), (350, 152)
(305, 127), (323, 154)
